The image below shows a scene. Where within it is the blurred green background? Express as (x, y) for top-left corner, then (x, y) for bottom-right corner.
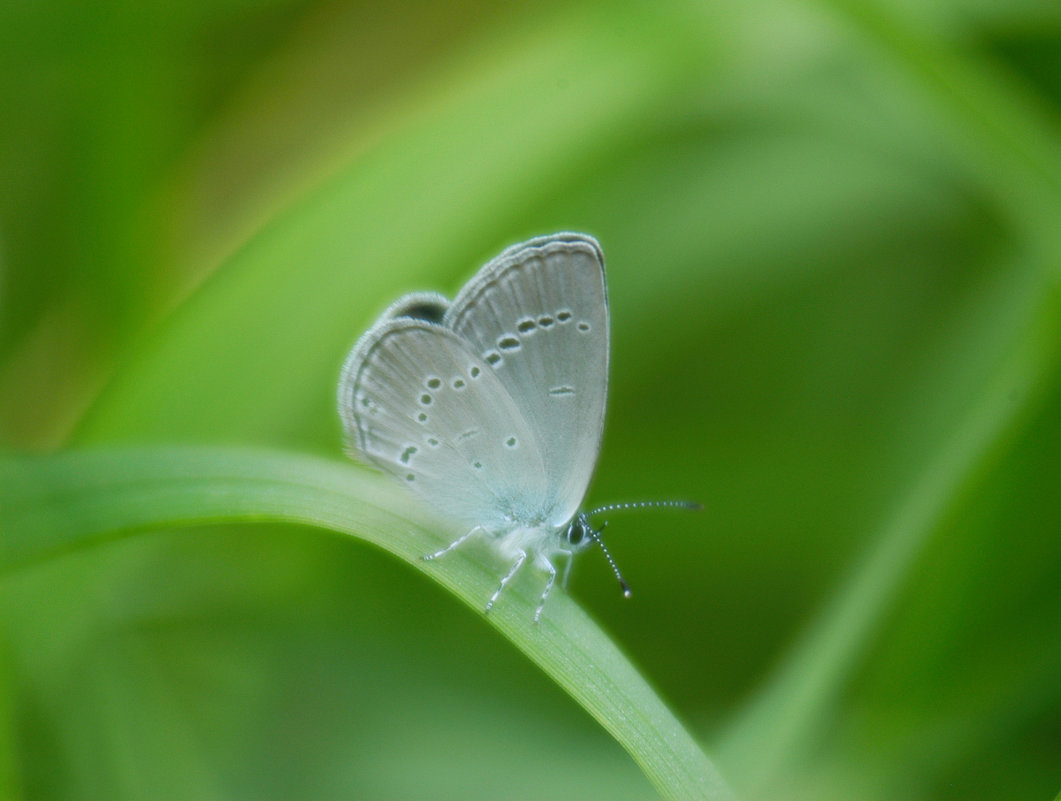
(2, 0), (1060, 799)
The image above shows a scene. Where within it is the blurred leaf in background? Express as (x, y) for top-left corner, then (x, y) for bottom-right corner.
(2, 0), (1060, 799)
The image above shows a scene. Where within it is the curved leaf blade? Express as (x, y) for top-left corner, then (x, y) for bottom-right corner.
(0, 446), (737, 801)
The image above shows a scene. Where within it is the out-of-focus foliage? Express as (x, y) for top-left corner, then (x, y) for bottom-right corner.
(2, 0), (1060, 799)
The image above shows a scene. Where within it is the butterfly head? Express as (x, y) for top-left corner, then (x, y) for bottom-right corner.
(561, 513), (596, 552)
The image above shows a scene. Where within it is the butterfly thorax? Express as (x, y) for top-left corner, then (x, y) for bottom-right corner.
(489, 512), (593, 561)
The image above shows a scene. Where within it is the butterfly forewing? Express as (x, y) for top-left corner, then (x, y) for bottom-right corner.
(341, 319), (552, 530)
(444, 234), (608, 526)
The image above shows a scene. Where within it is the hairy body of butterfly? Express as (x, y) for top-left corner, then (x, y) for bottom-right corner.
(338, 233), (693, 621)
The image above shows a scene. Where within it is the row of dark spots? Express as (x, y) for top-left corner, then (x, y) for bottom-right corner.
(413, 376), (438, 461)
(519, 311), (568, 334)
(483, 308), (587, 367)
(415, 365), (482, 424)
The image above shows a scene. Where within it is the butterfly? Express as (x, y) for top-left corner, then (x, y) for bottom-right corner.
(338, 233), (695, 621)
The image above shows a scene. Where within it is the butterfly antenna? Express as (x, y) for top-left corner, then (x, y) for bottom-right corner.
(587, 522), (631, 598)
(586, 500), (702, 517)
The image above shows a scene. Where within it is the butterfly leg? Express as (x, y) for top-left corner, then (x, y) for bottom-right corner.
(423, 525), (482, 561)
(534, 559), (558, 624)
(485, 549), (526, 614)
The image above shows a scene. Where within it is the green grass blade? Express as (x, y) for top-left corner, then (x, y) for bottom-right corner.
(0, 446), (737, 801)
(823, 0), (1061, 265)
(717, 284), (1061, 792)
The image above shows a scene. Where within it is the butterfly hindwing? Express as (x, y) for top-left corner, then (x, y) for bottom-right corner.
(340, 318), (552, 530)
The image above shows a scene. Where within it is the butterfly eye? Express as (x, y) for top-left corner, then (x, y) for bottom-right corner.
(565, 521), (586, 546)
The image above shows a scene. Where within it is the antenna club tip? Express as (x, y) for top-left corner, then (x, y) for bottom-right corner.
(621, 586), (632, 599)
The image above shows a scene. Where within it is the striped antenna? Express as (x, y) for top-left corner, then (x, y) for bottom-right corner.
(586, 500), (701, 517)
(583, 501), (699, 599)
(586, 522), (631, 598)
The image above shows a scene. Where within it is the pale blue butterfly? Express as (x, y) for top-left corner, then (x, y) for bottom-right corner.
(338, 233), (696, 621)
